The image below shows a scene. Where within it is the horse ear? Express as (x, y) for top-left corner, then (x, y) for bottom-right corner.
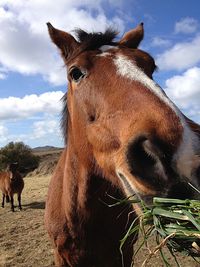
(47, 22), (79, 61)
(119, 22), (144, 48)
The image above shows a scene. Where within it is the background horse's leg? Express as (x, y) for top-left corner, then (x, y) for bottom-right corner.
(2, 193), (5, 208)
(10, 195), (14, 212)
(18, 193), (22, 210)
(6, 195), (10, 203)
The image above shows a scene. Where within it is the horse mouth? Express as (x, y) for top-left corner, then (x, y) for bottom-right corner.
(116, 171), (162, 205)
(117, 169), (200, 206)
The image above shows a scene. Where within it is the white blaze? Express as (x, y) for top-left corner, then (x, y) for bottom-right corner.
(113, 54), (178, 112)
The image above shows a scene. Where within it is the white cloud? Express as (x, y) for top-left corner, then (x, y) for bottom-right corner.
(151, 37), (171, 47)
(0, 91), (64, 120)
(32, 119), (61, 139)
(0, 124), (8, 143)
(0, 118), (63, 148)
(165, 67), (200, 116)
(175, 17), (198, 34)
(0, 1), (125, 85)
(156, 35), (200, 70)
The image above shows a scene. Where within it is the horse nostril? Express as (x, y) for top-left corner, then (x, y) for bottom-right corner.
(126, 136), (156, 178)
(126, 135), (170, 192)
(88, 114), (96, 123)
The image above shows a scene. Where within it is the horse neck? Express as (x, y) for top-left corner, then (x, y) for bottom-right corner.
(9, 171), (23, 183)
(62, 142), (125, 231)
(59, 145), (134, 266)
(63, 143), (95, 220)
(11, 170), (22, 180)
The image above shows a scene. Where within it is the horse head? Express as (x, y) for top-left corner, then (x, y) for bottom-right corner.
(8, 162), (19, 178)
(47, 22), (200, 206)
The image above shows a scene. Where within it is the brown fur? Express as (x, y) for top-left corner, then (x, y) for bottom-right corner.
(45, 22), (200, 266)
(0, 168), (24, 212)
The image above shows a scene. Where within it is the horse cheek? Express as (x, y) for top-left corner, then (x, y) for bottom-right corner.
(86, 124), (120, 153)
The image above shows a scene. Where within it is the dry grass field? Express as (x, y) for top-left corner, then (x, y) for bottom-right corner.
(0, 167), (199, 266)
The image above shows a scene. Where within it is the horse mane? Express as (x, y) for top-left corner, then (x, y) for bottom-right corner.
(183, 115), (200, 137)
(61, 92), (69, 144)
(74, 28), (118, 51)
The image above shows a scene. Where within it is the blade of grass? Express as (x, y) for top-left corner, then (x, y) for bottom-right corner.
(167, 245), (181, 267)
(153, 198), (191, 205)
(156, 233), (172, 267)
(187, 182), (200, 194)
(182, 210), (200, 231)
(120, 215), (140, 253)
(153, 207), (189, 220)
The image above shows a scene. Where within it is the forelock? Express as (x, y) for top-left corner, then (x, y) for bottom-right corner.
(74, 28), (118, 51)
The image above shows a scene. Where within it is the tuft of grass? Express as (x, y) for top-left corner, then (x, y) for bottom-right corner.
(117, 196), (200, 267)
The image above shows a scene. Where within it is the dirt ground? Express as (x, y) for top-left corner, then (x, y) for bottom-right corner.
(0, 174), (199, 267)
(0, 175), (54, 267)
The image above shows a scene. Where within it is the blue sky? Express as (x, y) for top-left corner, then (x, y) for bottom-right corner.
(0, 0), (200, 148)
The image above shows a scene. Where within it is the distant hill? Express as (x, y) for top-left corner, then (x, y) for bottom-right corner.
(28, 146), (64, 177)
(32, 145), (63, 152)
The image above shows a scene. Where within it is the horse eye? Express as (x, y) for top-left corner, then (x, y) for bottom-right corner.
(69, 67), (85, 82)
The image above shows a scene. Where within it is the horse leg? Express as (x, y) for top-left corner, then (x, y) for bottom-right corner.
(18, 193), (22, 210)
(6, 195), (10, 203)
(10, 195), (14, 212)
(2, 193), (5, 208)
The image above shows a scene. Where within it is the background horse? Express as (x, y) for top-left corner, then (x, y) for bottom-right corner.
(45, 22), (200, 267)
(0, 163), (24, 212)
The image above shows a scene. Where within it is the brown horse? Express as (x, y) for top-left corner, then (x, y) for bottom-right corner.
(0, 163), (24, 212)
(45, 22), (200, 267)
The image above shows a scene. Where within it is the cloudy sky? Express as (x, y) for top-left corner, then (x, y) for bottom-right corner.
(0, 0), (200, 148)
